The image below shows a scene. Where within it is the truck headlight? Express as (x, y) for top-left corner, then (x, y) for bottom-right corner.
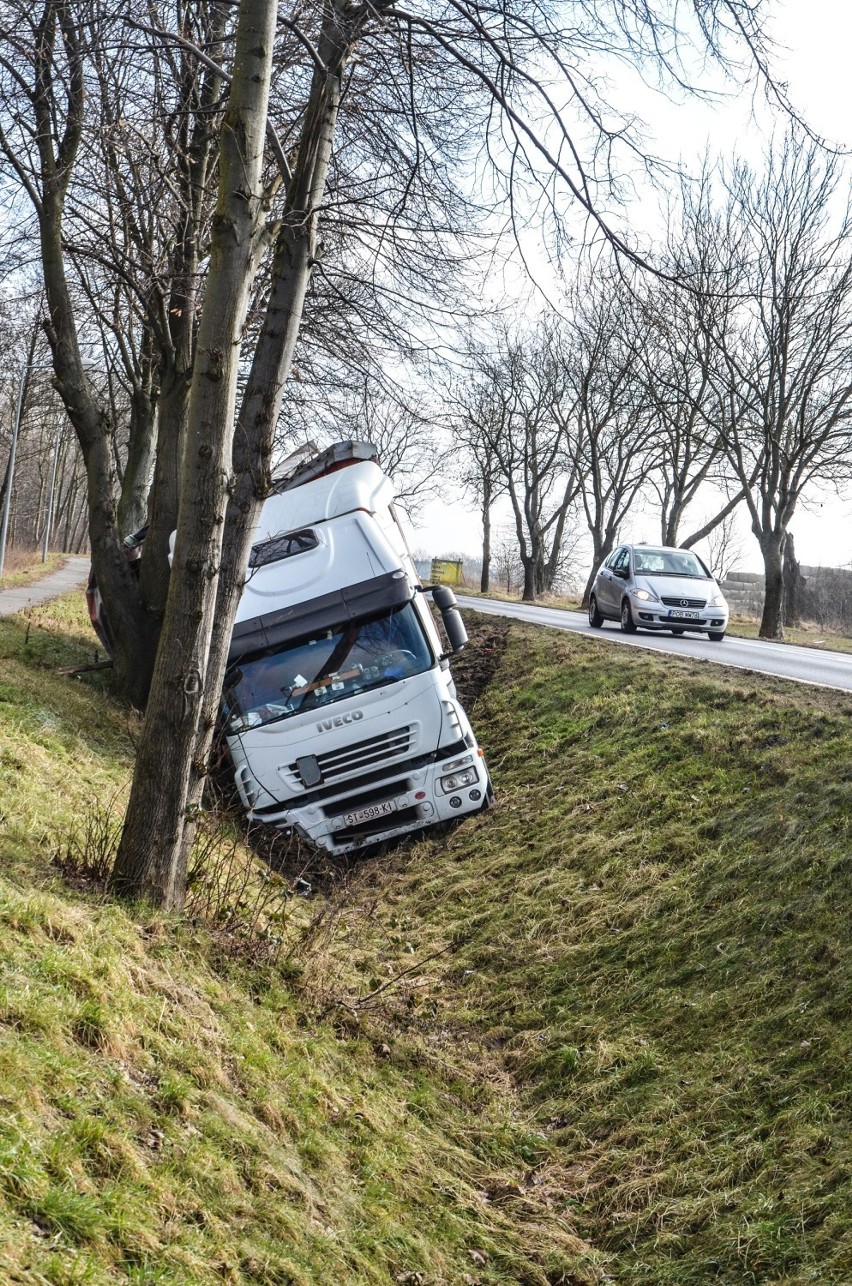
(439, 767), (478, 793)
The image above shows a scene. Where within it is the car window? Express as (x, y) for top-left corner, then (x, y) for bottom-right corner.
(613, 549), (630, 573)
(633, 550), (665, 574)
(633, 548), (710, 578)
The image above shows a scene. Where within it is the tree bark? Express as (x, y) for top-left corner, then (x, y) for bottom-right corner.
(117, 355), (157, 537)
(783, 531), (805, 627)
(110, 0), (277, 908)
(480, 477), (492, 593)
(758, 531), (786, 639)
(136, 8), (227, 629)
(521, 558), (537, 601)
(173, 0), (362, 888)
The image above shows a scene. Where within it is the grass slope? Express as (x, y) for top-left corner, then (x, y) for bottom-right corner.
(316, 622), (852, 1285)
(0, 600), (593, 1284)
(1, 596), (850, 1284)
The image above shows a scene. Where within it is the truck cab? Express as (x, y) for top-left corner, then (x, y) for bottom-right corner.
(221, 442), (492, 853)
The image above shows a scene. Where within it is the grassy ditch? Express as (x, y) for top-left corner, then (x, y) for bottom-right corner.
(0, 599), (596, 1285)
(0, 595), (850, 1284)
(314, 620), (852, 1285)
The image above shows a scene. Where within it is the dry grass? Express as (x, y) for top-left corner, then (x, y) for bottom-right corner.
(0, 596), (601, 1284)
(310, 621), (852, 1284)
(2, 591), (850, 1282)
(0, 547), (66, 589)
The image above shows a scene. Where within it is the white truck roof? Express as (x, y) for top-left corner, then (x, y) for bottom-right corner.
(234, 459), (412, 628)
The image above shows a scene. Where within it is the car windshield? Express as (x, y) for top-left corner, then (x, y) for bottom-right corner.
(632, 549), (710, 578)
(224, 601), (432, 731)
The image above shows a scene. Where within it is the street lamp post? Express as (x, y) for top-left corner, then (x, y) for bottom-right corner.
(41, 427), (63, 563)
(0, 370), (28, 581)
(0, 364), (55, 580)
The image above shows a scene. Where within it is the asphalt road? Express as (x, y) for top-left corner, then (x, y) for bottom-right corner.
(456, 595), (852, 694)
(0, 556), (90, 617)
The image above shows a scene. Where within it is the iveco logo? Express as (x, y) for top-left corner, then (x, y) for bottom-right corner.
(680, 599), (689, 607)
(317, 710), (364, 733)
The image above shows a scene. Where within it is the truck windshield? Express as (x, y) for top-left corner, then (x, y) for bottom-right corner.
(224, 601), (432, 731)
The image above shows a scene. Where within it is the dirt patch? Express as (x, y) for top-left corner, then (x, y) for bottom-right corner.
(451, 612), (510, 710)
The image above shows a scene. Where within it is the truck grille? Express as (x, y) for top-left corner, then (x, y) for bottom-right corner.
(283, 726), (413, 789)
(660, 596), (706, 609)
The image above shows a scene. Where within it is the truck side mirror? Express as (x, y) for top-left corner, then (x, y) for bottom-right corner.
(430, 585), (467, 653)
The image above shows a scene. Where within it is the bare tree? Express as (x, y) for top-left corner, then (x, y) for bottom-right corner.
(714, 134), (852, 638)
(286, 375), (444, 517)
(451, 321), (580, 600)
(0, 0), (229, 702)
(110, 0), (278, 906)
(491, 525), (524, 594)
(633, 171), (746, 547)
(562, 272), (657, 607)
(448, 371), (508, 593)
(701, 513), (744, 582)
(0, 0), (786, 905)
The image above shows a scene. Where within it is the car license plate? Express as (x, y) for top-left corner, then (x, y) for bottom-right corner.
(343, 799), (397, 827)
(667, 610), (700, 620)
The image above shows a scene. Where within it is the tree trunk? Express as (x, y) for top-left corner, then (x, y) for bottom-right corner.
(41, 201), (156, 705)
(117, 349), (157, 537)
(29, 5), (154, 705)
(581, 535), (617, 609)
(783, 531), (805, 627)
(136, 358), (192, 620)
(521, 557), (537, 601)
(758, 531), (786, 639)
(110, 0), (277, 908)
(175, 0), (360, 885)
(480, 484), (491, 593)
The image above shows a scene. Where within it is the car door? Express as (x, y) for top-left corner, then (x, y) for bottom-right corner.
(596, 548), (626, 618)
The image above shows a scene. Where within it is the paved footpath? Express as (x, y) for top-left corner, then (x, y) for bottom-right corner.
(0, 555), (91, 617)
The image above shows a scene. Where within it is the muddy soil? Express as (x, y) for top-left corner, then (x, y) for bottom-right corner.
(450, 612), (510, 710)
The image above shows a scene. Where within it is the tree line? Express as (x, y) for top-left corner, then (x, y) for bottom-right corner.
(449, 133), (852, 638)
(0, 0), (787, 907)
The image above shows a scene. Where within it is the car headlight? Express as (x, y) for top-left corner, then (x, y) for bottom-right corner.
(439, 767), (478, 793)
(631, 588), (658, 602)
(708, 594), (727, 607)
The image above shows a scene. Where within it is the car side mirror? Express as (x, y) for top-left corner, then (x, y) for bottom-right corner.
(430, 585), (467, 653)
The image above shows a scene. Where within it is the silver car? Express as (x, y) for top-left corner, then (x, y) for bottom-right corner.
(588, 544), (729, 641)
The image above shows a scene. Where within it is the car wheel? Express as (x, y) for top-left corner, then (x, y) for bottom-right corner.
(708, 630), (725, 642)
(620, 599), (637, 633)
(671, 628), (685, 636)
(588, 594), (603, 628)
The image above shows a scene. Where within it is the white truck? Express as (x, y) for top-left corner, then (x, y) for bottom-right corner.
(217, 441), (492, 854)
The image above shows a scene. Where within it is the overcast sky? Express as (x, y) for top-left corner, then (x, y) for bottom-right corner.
(410, 0), (852, 578)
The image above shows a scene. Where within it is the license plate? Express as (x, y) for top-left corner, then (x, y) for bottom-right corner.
(667, 610), (700, 620)
(343, 799), (397, 827)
